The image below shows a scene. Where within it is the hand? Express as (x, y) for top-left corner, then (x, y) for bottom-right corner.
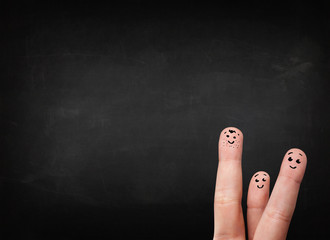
(213, 127), (307, 240)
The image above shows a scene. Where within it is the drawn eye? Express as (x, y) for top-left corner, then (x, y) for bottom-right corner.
(288, 157), (293, 161)
(233, 136), (236, 139)
(226, 135), (229, 138)
(255, 179), (259, 182)
(296, 159), (301, 164)
(262, 178), (266, 182)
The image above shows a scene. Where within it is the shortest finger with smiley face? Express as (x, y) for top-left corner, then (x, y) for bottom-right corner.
(251, 171), (270, 191)
(247, 171), (270, 208)
(247, 171), (270, 239)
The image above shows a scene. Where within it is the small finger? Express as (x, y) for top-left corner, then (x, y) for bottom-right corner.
(247, 171), (270, 240)
(254, 148), (307, 240)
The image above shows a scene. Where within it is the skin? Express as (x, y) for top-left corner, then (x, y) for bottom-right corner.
(247, 171), (270, 240)
(213, 127), (307, 240)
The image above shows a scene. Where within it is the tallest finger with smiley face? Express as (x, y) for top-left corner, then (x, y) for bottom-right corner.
(219, 127), (243, 160)
(222, 129), (241, 148)
(214, 127), (245, 239)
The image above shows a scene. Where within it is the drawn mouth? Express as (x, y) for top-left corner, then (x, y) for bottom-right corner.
(289, 165), (297, 169)
(257, 185), (264, 189)
(228, 140), (235, 144)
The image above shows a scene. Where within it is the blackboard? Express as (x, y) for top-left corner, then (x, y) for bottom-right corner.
(1, 1), (330, 239)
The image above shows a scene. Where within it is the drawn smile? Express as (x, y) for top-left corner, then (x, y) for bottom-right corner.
(289, 165), (297, 169)
(257, 185), (264, 189)
(228, 140), (235, 144)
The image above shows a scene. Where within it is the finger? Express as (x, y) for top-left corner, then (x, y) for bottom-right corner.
(254, 148), (307, 240)
(214, 127), (245, 240)
(247, 171), (270, 240)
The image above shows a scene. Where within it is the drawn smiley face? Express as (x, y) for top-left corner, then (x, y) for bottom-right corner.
(254, 172), (269, 189)
(281, 148), (307, 182)
(221, 128), (242, 148)
(287, 150), (304, 170)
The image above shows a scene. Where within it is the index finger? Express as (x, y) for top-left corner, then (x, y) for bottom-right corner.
(213, 127), (245, 240)
(253, 148), (307, 240)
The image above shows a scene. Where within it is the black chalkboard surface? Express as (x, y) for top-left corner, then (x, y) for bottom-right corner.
(1, 1), (330, 239)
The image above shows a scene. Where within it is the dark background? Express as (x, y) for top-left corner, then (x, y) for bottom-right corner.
(1, 1), (329, 239)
